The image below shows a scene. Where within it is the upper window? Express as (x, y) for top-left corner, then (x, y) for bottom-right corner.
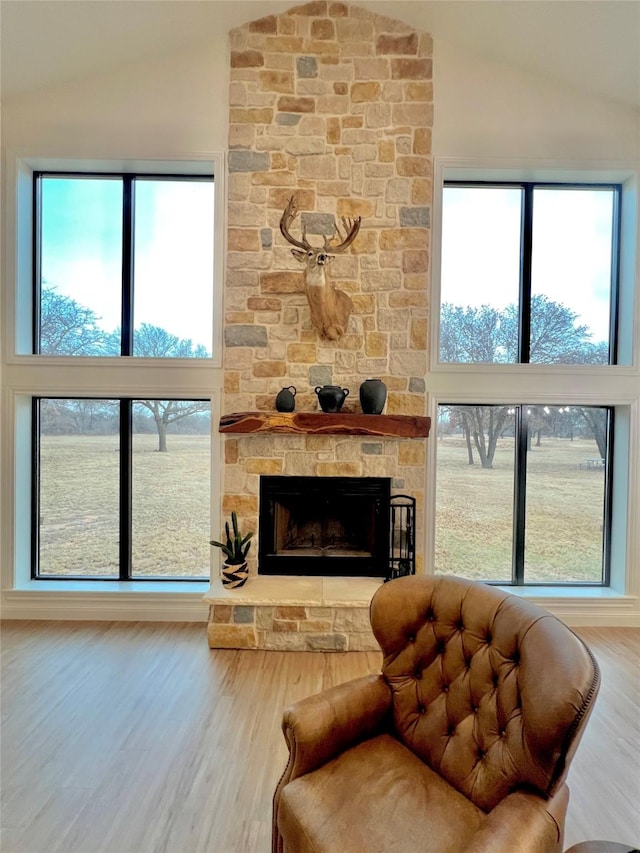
(439, 183), (620, 365)
(34, 173), (215, 357)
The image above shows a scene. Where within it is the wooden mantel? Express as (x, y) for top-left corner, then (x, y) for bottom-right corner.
(219, 411), (431, 438)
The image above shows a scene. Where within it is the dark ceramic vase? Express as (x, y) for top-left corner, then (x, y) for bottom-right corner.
(359, 378), (387, 414)
(276, 386), (297, 412)
(314, 385), (349, 413)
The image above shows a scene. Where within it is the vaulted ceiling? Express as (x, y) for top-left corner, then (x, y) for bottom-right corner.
(1, 0), (638, 109)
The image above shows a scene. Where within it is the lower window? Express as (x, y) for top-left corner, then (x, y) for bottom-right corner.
(435, 404), (611, 585)
(34, 398), (211, 580)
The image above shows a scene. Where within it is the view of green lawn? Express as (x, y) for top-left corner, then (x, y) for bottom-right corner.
(39, 434), (211, 578)
(435, 436), (606, 583)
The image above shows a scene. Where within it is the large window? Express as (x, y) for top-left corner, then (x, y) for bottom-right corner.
(440, 183), (620, 365)
(435, 180), (623, 587)
(35, 173), (214, 357)
(435, 404), (611, 585)
(25, 168), (217, 583)
(35, 398), (211, 580)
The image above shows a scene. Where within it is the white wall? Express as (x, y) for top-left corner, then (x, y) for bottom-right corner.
(433, 38), (639, 162)
(3, 28), (638, 163)
(1, 40), (228, 156)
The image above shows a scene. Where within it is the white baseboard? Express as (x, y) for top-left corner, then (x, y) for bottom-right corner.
(520, 598), (640, 628)
(1, 590), (638, 627)
(1, 590), (210, 622)
(550, 611), (640, 628)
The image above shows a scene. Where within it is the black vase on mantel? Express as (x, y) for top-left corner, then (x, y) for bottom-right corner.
(315, 385), (349, 413)
(359, 378), (387, 415)
(275, 386), (297, 412)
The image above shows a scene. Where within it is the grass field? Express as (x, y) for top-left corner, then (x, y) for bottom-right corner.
(39, 434), (210, 578)
(435, 435), (606, 583)
(39, 433), (606, 584)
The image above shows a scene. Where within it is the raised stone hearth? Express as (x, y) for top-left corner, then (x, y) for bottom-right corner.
(204, 575), (382, 651)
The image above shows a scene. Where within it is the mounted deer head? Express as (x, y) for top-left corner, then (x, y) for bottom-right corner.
(279, 196), (361, 341)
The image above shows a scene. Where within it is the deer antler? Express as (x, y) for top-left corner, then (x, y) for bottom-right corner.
(326, 215), (362, 253)
(279, 196), (312, 251)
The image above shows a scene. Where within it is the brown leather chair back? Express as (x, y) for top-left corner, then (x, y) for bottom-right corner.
(370, 575), (600, 812)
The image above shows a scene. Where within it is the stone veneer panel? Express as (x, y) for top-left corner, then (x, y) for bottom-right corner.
(223, 2), (432, 578)
(207, 603), (380, 651)
(205, 577), (382, 651)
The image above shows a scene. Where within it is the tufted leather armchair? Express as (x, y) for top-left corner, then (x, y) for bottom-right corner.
(273, 575), (600, 853)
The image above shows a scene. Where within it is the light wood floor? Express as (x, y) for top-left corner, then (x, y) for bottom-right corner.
(1, 622), (638, 853)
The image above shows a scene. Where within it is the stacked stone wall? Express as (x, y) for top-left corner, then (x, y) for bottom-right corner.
(223, 1), (432, 575)
(207, 602), (379, 651)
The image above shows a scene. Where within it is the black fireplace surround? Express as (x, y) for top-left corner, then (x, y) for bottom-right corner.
(258, 476), (391, 577)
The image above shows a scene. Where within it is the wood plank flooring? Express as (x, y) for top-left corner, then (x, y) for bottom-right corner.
(1, 621), (638, 853)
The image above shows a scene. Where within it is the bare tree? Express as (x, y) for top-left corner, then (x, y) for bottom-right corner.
(441, 405), (511, 469)
(440, 303), (506, 363)
(132, 324), (209, 451)
(40, 285), (117, 355)
(136, 400), (209, 452)
(576, 408), (608, 460)
(500, 295), (607, 364)
(40, 289), (210, 449)
(133, 323), (209, 358)
(465, 406), (510, 469)
(442, 295), (607, 366)
(439, 297), (608, 468)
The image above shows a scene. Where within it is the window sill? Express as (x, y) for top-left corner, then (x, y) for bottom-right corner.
(496, 584), (639, 627)
(9, 579), (210, 594)
(2, 580), (211, 621)
(6, 354), (221, 368)
(497, 585), (631, 599)
(6, 579), (630, 599)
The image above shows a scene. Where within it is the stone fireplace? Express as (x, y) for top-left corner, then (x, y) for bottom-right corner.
(205, 0), (432, 650)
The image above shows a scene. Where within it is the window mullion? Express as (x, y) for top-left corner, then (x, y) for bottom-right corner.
(119, 400), (132, 580)
(602, 408), (615, 586)
(32, 175), (43, 354)
(121, 177), (134, 356)
(31, 399), (41, 579)
(609, 188), (621, 365)
(519, 185), (533, 363)
(512, 405), (528, 584)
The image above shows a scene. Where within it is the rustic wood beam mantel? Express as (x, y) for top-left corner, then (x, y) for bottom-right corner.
(219, 411), (431, 438)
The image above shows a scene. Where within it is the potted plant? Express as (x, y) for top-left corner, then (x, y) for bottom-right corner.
(210, 511), (253, 588)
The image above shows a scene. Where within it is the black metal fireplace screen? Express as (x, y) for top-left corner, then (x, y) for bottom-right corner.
(258, 476), (416, 580)
(388, 494), (417, 580)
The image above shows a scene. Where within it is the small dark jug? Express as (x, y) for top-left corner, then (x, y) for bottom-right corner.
(315, 385), (349, 413)
(275, 386), (297, 412)
(359, 378), (387, 415)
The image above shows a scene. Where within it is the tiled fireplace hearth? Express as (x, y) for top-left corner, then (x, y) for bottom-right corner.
(208, 1), (433, 650)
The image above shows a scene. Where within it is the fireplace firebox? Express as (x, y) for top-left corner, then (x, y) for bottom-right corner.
(259, 476), (391, 577)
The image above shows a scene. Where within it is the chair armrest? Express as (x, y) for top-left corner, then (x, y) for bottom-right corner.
(272, 674), (391, 853)
(282, 673), (391, 780)
(465, 786), (569, 853)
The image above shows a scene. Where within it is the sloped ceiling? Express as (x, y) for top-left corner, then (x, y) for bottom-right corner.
(1, 0), (638, 109)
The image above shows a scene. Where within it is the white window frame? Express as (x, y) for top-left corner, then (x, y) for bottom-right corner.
(426, 158), (639, 623)
(1, 152), (227, 619)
